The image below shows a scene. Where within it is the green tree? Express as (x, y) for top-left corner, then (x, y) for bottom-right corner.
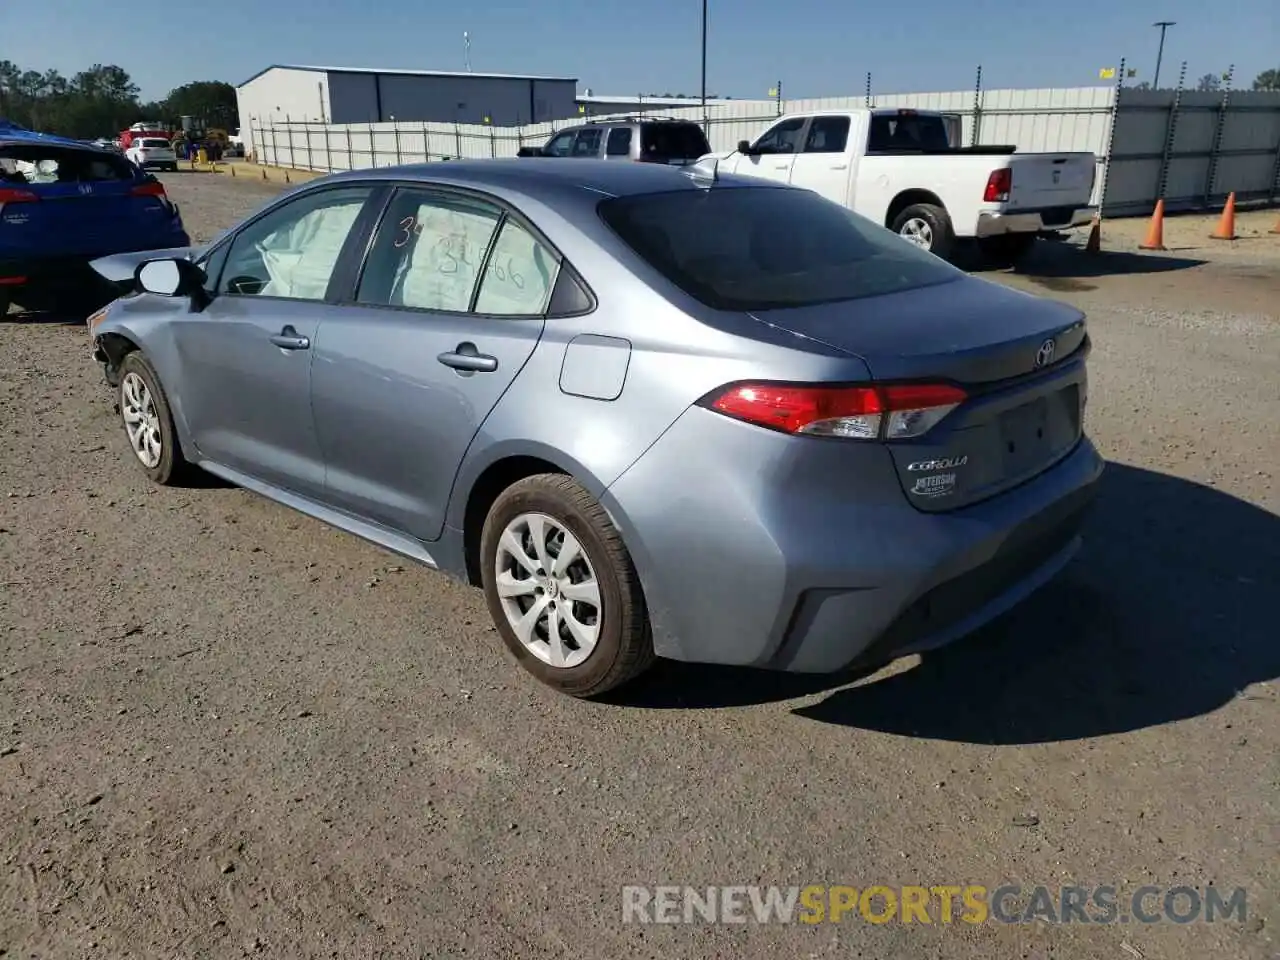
(162, 80), (239, 129)
(1254, 69), (1280, 91)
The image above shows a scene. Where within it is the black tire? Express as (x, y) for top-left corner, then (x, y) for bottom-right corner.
(977, 233), (1037, 268)
(480, 473), (655, 698)
(891, 203), (955, 260)
(116, 352), (191, 486)
(0, 291), (10, 317)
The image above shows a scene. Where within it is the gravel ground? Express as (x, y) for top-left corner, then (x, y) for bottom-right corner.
(1, 171), (1278, 960)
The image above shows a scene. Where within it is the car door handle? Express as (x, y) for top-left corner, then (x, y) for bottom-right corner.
(438, 343), (498, 373)
(774, 163), (790, 170)
(269, 327), (310, 350)
(831, 163), (849, 170)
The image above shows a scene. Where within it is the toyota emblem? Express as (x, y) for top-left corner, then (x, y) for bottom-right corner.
(1035, 338), (1057, 368)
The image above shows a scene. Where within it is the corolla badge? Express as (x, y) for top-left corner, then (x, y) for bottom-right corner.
(908, 455), (968, 472)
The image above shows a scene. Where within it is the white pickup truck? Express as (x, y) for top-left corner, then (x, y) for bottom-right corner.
(710, 108), (1097, 264)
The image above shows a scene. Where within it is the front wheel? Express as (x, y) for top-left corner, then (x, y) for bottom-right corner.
(480, 474), (655, 698)
(117, 352), (191, 485)
(891, 203), (955, 261)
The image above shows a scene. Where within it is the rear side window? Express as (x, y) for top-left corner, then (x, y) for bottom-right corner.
(867, 115), (951, 153)
(803, 116), (850, 153)
(357, 189), (502, 312)
(598, 187), (958, 312)
(640, 123), (710, 161)
(606, 127), (632, 156)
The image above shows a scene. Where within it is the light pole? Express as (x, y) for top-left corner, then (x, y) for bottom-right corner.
(700, 0), (708, 135)
(1152, 21), (1175, 89)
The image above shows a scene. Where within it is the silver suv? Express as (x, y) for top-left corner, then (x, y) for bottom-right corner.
(517, 118), (712, 165)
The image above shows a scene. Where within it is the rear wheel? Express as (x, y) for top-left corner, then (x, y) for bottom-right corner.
(480, 474), (655, 698)
(117, 352), (191, 486)
(891, 203), (954, 261)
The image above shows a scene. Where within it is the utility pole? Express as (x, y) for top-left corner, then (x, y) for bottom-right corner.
(700, 0), (708, 135)
(1152, 21), (1175, 89)
(464, 32), (472, 73)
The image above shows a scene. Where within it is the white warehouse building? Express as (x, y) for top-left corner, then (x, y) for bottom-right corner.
(236, 64), (579, 159)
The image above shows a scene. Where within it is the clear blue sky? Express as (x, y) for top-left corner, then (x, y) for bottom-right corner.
(3, 0), (1275, 101)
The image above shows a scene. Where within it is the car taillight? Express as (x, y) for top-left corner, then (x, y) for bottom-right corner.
(0, 187), (38, 210)
(700, 381), (967, 440)
(132, 181), (167, 197)
(983, 168), (1012, 203)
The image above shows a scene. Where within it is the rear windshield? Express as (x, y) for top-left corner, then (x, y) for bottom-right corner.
(598, 186), (959, 311)
(0, 144), (135, 184)
(140, 138), (170, 149)
(640, 123), (711, 161)
(867, 114), (951, 153)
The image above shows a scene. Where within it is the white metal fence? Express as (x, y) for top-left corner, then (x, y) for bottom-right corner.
(249, 77), (1280, 217)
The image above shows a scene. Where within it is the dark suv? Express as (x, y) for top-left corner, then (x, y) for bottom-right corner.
(517, 118), (712, 165)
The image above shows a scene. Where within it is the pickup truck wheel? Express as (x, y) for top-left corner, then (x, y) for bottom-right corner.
(891, 203), (954, 260)
(978, 233), (1037, 267)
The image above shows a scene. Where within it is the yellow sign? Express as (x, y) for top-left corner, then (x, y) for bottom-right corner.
(483, 115), (491, 124)
(1099, 67), (1116, 79)
(768, 87), (779, 97)
(578, 104), (586, 114)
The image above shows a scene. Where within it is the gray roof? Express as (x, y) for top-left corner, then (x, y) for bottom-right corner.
(237, 64), (578, 89)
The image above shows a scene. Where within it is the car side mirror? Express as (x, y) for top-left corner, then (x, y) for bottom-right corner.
(737, 139), (755, 156)
(135, 257), (203, 298)
(516, 146), (545, 158)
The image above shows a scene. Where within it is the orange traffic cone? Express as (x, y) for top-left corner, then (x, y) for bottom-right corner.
(1210, 192), (1237, 240)
(1084, 215), (1102, 253)
(1139, 200), (1167, 251)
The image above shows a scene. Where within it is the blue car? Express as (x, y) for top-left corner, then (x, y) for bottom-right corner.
(0, 120), (189, 315)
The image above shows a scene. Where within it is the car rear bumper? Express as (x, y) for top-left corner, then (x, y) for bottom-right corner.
(603, 405), (1105, 673)
(974, 205), (1097, 237)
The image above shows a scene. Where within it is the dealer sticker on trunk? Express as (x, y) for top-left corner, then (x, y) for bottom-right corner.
(911, 473), (957, 499)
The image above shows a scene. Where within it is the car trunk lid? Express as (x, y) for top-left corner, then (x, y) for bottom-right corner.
(748, 276), (1089, 512)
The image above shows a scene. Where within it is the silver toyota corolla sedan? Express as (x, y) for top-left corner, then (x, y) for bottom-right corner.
(88, 158), (1104, 698)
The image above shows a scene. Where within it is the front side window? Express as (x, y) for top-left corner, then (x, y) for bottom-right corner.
(357, 189), (502, 312)
(751, 117), (806, 155)
(543, 130), (577, 157)
(218, 185), (373, 300)
(572, 129), (603, 157)
(599, 186), (960, 312)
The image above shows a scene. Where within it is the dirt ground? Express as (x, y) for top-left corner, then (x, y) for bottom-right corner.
(2, 171), (1278, 960)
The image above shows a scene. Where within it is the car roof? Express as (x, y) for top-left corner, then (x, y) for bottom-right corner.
(0, 121), (115, 153)
(323, 157), (763, 201)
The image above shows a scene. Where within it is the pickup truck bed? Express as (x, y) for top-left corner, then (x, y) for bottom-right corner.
(712, 109), (1097, 264)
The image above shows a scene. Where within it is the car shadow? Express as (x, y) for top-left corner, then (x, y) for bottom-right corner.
(0, 308), (85, 326)
(607, 463), (1280, 744)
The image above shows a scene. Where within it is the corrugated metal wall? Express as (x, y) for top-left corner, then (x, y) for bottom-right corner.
(249, 84), (1280, 216)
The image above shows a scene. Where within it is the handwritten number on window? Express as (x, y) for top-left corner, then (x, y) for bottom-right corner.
(489, 257), (525, 290)
(393, 216), (416, 249)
